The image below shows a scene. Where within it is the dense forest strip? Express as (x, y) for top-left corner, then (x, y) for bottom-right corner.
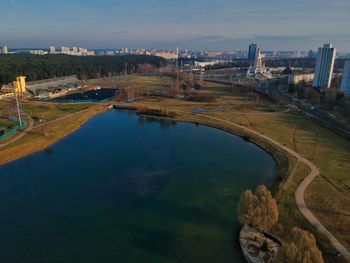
(0, 54), (166, 84)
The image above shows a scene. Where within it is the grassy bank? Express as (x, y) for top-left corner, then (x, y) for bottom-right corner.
(122, 79), (350, 262)
(0, 104), (106, 165)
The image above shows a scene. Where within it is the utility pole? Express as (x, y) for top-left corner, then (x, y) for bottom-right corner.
(42, 115), (48, 137)
(312, 134), (319, 160)
(199, 70), (204, 84)
(125, 62), (128, 80)
(190, 66), (193, 83)
(176, 52), (179, 90)
(293, 125), (298, 151)
(15, 93), (23, 129)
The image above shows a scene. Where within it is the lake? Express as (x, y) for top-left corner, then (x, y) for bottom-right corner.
(0, 110), (277, 263)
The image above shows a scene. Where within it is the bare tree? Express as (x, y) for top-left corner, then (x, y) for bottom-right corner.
(137, 64), (157, 74)
(237, 185), (278, 230)
(275, 227), (324, 263)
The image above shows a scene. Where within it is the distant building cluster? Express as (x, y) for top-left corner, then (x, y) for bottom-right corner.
(55, 46), (95, 56)
(288, 73), (314, 85)
(1, 41), (350, 96)
(246, 45), (272, 79)
(242, 42), (350, 96)
(104, 47), (179, 60)
(280, 43), (350, 96)
(154, 50), (179, 60)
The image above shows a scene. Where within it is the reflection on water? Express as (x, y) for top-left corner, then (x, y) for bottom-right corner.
(0, 110), (276, 263)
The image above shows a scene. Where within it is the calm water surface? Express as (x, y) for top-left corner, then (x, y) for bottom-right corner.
(0, 110), (277, 263)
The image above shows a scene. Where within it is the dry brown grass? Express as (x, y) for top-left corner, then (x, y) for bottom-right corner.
(0, 105), (106, 165)
(126, 80), (350, 261)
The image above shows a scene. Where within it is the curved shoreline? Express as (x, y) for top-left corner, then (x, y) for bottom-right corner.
(1, 104), (349, 261)
(172, 110), (350, 261)
(137, 106), (350, 261)
(0, 105), (107, 166)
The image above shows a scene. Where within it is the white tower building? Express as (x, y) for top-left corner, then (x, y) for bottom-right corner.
(1, 46), (8, 54)
(50, 46), (56, 54)
(312, 44), (336, 89)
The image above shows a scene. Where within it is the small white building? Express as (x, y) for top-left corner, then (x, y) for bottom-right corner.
(288, 73), (314, 85)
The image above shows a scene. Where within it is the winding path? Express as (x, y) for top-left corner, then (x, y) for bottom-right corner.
(0, 107), (95, 150)
(186, 111), (350, 261)
(0, 112), (34, 149)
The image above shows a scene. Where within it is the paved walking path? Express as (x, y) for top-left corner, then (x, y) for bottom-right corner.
(0, 107), (93, 150)
(189, 111), (350, 261)
(0, 112), (34, 149)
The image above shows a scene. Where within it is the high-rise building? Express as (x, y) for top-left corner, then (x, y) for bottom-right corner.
(1, 46), (8, 54)
(248, 43), (257, 61)
(50, 46), (56, 54)
(341, 60), (350, 96)
(312, 44), (336, 89)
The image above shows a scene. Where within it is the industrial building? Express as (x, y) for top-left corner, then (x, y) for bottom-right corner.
(25, 76), (81, 98)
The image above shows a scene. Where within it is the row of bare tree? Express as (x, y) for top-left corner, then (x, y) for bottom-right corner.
(237, 185), (324, 262)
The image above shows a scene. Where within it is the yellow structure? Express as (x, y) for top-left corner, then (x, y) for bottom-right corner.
(13, 76), (26, 93)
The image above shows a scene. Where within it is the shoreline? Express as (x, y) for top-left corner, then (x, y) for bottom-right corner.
(0, 105), (107, 166)
(0, 103), (289, 192)
(121, 104), (291, 193)
(1, 102), (349, 260)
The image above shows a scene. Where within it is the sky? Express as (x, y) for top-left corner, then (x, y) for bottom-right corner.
(1, 0), (350, 51)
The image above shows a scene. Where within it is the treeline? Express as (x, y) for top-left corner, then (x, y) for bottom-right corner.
(0, 54), (166, 84)
(206, 58), (347, 71)
(265, 58), (346, 71)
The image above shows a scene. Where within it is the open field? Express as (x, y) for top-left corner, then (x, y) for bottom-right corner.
(23, 101), (96, 124)
(87, 75), (174, 90)
(0, 75), (349, 262)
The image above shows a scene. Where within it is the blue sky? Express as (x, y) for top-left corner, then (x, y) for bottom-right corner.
(1, 0), (349, 51)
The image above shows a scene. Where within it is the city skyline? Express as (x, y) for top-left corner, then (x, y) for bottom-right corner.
(1, 0), (350, 51)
